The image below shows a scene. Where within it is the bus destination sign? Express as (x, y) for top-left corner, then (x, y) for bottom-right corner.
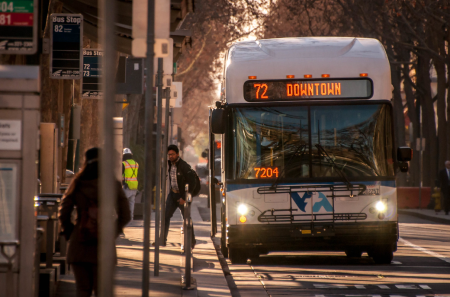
(50, 13), (83, 79)
(243, 78), (373, 102)
(82, 49), (103, 98)
(0, 0), (38, 54)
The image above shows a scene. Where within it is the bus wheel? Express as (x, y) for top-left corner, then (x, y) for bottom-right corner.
(229, 247), (248, 264)
(345, 249), (362, 258)
(372, 245), (393, 264)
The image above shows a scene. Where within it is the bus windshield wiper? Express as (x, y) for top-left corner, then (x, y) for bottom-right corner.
(270, 144), (306, 189)
(315, 143), (353, 190)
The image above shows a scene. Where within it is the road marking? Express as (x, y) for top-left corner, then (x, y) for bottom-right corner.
(391, 261), (402, 264)
(418, 285), (431, 289)
(355, 285), (366, 289)
(378, 285), (390, 289)
(395, 285), (417, 289)
(314, 284), (347, 288)
(399, 237), (450, 264)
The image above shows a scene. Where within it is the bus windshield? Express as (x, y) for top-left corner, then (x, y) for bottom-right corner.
(231, 104), (394, 180)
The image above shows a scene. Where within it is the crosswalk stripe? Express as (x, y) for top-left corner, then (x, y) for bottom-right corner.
(378, 285), (390, 289)
(399, 237), (450, 264)
(419, 285), (431, 289)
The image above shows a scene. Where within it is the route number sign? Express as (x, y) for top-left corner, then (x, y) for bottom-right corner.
(82, 49), (103, 98)
(0, 0), (38, 54)
(50, 13), (83, 79)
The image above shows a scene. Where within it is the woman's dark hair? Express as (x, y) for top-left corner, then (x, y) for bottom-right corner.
(168, 144), (179, 154)
(64, 148), (100, 196)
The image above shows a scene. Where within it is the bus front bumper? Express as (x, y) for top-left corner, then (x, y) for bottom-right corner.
(227, 221), (398, 252)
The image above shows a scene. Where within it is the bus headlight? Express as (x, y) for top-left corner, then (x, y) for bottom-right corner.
(237, 204), (248, 215)
(375, 201), (386, 212)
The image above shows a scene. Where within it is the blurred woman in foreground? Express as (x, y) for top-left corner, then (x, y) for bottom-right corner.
(59, 147), (131, 297)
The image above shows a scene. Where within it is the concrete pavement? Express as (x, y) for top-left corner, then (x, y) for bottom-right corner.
(399, 208), (450, 224)
(55, 199), (231, 297)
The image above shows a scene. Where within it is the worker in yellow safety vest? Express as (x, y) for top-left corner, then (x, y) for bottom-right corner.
(122, 148), (139, 222)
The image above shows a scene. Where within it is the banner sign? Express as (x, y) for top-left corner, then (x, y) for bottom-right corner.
(50, 13), (83, 79)
(0, 0), (38, 54)
(82, 49), (102, 98)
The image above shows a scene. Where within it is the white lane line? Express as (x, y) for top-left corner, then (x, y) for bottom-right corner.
(399, 237), (450, 264)
(419, 285), (431, 289)
(378, 285), (390, 289)
(395, 284), (417, 289)
(391, 261), (402, 264)
(354, 285), (366, 289)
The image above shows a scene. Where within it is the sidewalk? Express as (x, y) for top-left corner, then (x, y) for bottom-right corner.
(399, 208), (450, 224)
(55, 200), (232, 297)
(56, 211), (184, 296)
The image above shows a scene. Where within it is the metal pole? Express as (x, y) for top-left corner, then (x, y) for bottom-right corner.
(99, 0), (117, 295)
(142, 0), (155, 295)
(154, 58), (164, 275)
(183, 184), (192, 289)
(419, 105), (423, 210)
(160, 87), (170, 247)
(170, 107), (174, 144)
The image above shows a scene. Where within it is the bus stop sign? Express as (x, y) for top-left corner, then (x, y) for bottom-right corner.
(82, 49), (102, 98)
(0, 0), (38, 54)
(50, 14), (83, 79)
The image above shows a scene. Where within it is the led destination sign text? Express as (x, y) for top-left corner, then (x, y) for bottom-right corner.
(244, 78), (373, 102)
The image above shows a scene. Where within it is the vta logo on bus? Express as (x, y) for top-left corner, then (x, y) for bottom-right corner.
(290, 192), (333, 212)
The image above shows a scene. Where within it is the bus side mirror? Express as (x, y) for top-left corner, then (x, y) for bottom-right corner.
(397, 146), (412, 162)
(211, 109), (226, 134)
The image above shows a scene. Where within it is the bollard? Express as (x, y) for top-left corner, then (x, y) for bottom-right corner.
(182, 184), (194, 290)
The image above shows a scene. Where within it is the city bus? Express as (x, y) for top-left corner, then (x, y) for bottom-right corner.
(209, 37), (412, 264)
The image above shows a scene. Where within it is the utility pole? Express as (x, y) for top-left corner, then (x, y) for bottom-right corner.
(142, 0), (155, 295)
(98, 0), (117, 296)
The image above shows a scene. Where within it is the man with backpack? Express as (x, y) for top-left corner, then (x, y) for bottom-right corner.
(159, 144), (199, 247)
(122, 148), (139, 221)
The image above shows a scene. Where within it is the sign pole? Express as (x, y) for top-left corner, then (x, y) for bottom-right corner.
(98, 0), (117, 296)
(142, 0), (155, 295)
(154, 57), (164, 276)
(160, 87), (170, 254)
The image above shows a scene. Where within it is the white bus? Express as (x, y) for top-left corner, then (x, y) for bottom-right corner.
(209, 37), (412, 264)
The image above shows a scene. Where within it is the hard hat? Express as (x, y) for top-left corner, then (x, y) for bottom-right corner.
(123, 148), (132, 155)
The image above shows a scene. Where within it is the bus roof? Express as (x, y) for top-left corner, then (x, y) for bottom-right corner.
(224, 37), (391, 104)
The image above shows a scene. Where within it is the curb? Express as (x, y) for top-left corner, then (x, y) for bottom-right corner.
(399, 209), (450, 225)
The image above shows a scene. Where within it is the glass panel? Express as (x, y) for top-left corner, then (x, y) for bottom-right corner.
(233, 107), (309, 179)
(310, 105), (394, 177)
(0, 163), (18, 241)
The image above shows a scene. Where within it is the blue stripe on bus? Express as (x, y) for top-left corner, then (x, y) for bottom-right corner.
(226, 180), (395, 192)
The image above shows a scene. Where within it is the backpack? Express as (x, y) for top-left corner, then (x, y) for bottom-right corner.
(191, 170), (202, 197)
(79, 198), (99, 243)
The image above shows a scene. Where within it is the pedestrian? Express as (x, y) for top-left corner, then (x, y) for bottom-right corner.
(439, 160), (450, 215)
(59, 147), (131, 297)
(156, 144), (197, 247)
(122, 148), (139, 220)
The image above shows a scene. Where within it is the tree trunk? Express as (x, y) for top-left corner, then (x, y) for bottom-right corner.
(403, 63), (420, 186)
(433, 58), (447, 172)
(417, 55), (438, 187)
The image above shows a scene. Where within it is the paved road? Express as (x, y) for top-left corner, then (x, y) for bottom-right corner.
(219, 213), (450, 297)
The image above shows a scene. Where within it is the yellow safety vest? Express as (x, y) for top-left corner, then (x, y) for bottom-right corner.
(122, 159), (139, 190)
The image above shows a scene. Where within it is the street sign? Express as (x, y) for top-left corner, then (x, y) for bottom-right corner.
(82, 48), (103, 98)
(50, 13), (83, 79)
(0, 0), (38, 54)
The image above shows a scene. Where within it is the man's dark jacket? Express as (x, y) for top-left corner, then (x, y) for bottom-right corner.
(168, 157), (196, 198)
(439, 169), (450, 203)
